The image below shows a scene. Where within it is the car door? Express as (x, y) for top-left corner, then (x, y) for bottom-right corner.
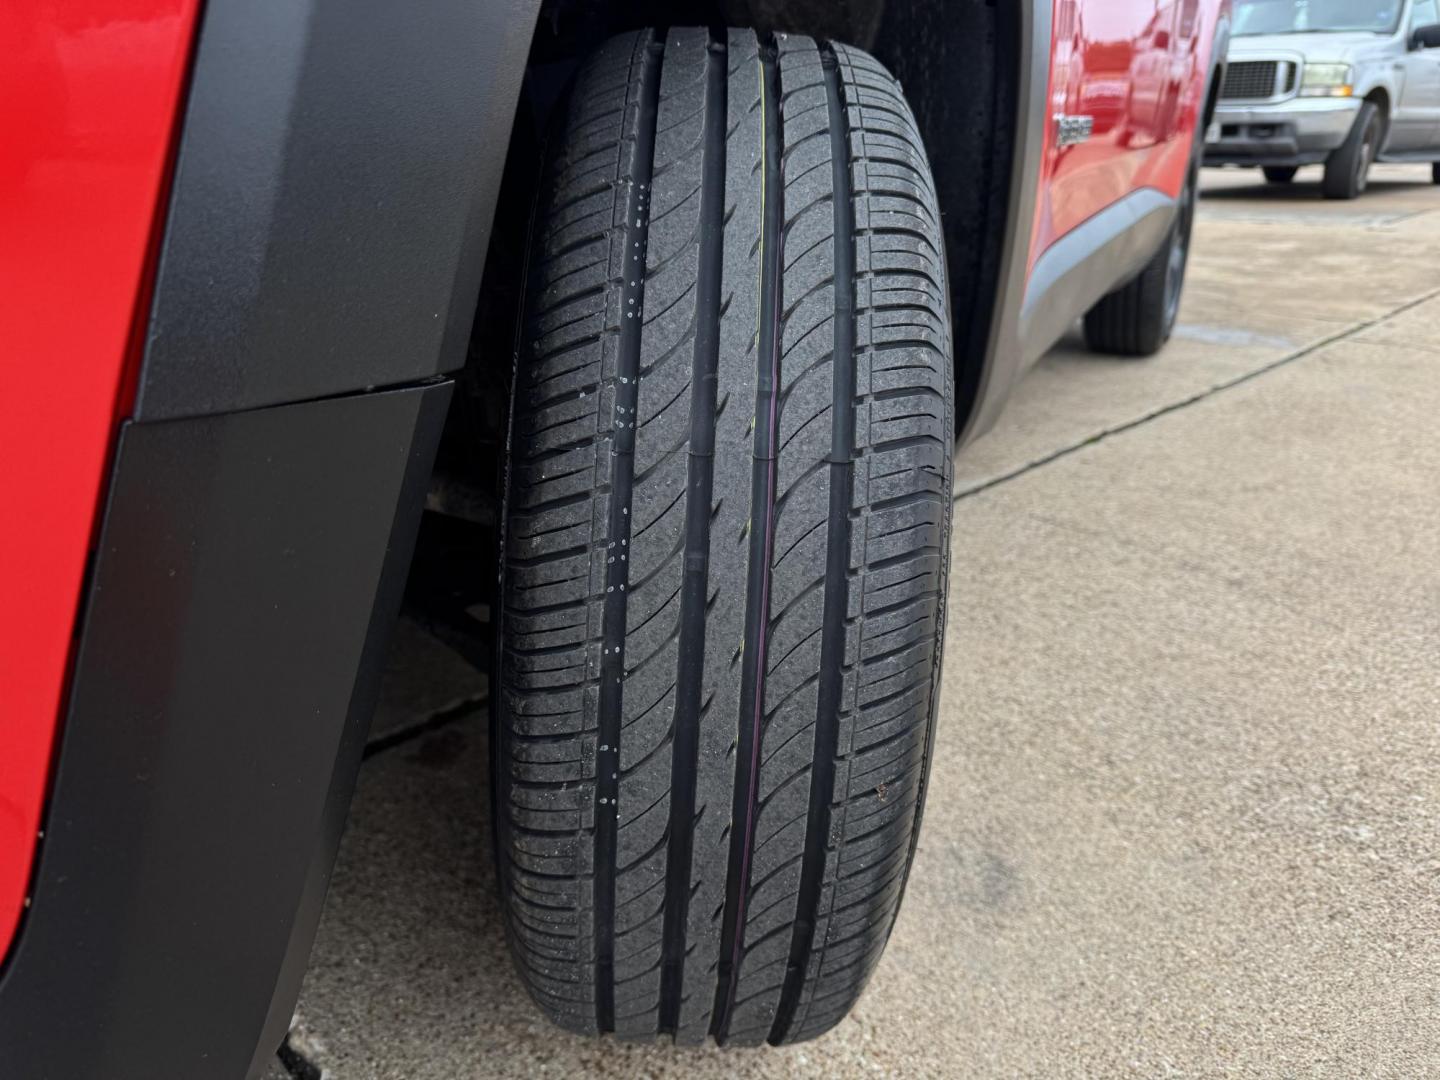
(1040, 0), (1171, 248)
(1392, 0), (1440, 150)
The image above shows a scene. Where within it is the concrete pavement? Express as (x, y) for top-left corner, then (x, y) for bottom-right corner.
(281, 164), (1440, 1078)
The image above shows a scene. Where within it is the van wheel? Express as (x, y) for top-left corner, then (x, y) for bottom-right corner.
(1323, 102), (1380, 200)
(497, 28), (953, 1047)
(1083, 161), (1197, 357)
(1263, 166), (1298, 184)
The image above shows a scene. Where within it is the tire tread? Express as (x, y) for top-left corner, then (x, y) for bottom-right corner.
(499, 28), (952, 1047)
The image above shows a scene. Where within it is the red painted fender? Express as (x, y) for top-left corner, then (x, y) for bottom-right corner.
(0, 0), (200, 960)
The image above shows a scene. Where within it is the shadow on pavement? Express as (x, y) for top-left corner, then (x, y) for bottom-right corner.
(1200, 169), (1435, 201)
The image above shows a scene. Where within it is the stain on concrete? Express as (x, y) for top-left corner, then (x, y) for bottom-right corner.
(1172, 323), (1296, 350)
(940, 836), (1022, 913)
(410, 728), (468, 769)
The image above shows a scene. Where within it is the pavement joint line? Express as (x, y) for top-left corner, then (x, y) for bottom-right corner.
(954, 284), (1440, 504)
(361, 693), (489, 761)
(1346, 334), (1440, 358)
(1373, 207), (1439, 226)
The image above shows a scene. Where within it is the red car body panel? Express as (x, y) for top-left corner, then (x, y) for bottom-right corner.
(0, 0), (199, 959)
(1034, 0), (1224, 270)
(0, 1), (497, 1074)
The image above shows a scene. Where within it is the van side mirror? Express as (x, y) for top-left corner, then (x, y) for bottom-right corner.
(1411, 24), (1440, 49)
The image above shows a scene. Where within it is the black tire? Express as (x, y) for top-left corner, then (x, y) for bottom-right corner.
(1432, 162), (1440, 184)
(1323, 102), (1380, 200)
(1263, 165), (1298, 184)
(497, 28), (953, 1047)
(1083, 161), (1198, 357)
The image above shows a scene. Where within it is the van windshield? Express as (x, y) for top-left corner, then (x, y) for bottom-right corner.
(1234, 0), (1403, 35)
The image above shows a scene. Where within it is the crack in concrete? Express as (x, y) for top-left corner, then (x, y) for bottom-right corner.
(1377, 209), (1439, 227)
(955, 285), (1440, 504)
(362, 693), (489, 761)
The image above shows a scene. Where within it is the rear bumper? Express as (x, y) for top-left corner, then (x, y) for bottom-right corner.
(1204, 98), (1361, 166)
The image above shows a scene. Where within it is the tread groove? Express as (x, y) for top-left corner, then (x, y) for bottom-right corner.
(594, 33), (664, 1034)
(712, 30), (783, 1044)
(769, 40), (853, 1045)
(660, 27), (728, 1037)
(499, 27), (951, 1049)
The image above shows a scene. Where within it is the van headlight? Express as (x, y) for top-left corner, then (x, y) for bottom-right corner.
(1299, 63), (1355, 97)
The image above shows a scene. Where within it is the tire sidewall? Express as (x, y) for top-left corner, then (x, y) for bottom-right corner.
(1326, 102), (1380, 200)
(1354, 108), (1379, 194)
(1161, 161), (1198, 339)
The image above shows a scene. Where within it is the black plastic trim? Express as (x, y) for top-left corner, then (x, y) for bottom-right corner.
(960, 0), (1052, 446)
(136, 0), (541, 421)
(0, 384), (450, 1080)
(1205, 147), (1331, 166)
(1019, 187), (1178, 367)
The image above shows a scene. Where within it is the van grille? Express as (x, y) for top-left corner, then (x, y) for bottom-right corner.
(1221, 60), (1281, 101)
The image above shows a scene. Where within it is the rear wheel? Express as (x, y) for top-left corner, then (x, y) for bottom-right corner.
(1432, 162), (1440, 184)
(1263, 165), (1298, 184)
(1083, 161), (1197, 357)
(498, 28), (953, 1046)
(1323, 102), (1380, 200)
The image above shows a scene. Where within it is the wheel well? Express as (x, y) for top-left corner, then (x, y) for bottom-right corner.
(414, 0), (1019, 719)
(868, 4), (1017, 435)
(733, 2), (1018, 435)
(1365, 86), (1392, 142)
(1203, 64), (1223, 129)
(488, 0), (1014, 439)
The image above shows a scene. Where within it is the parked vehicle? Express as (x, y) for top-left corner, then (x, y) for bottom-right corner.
(0, 1), (1228, 1075)
(1205, 0), (1440, 197)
